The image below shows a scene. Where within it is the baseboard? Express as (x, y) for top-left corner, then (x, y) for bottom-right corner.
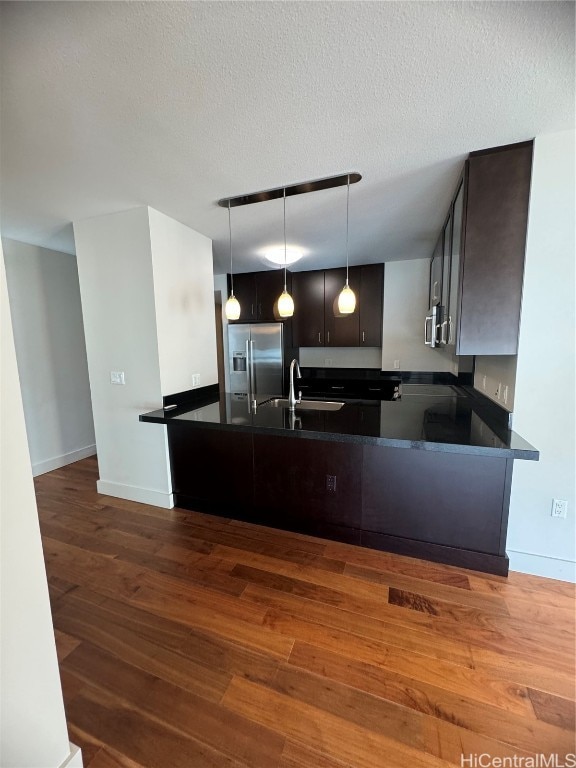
(59, 743), (83, 768)
(32, 445), (97, 477)
(97, 479), (174, 509)
(508, 548), (576, 583)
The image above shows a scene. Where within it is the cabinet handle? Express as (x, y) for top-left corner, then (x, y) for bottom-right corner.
(435, 324), (442, 345)
(362, 330), (365, 343)
(331, 386), (344, 390)
(251, 304), (254, 317)
(440, 320), (448, 345)
(448, 317), (454, 344)
(424, 316), (432, 345)
(433, 280), (440, 301)
(368, 387), (381, 391)
(318, 332), (321, 343)
(327, 331), (330, 343)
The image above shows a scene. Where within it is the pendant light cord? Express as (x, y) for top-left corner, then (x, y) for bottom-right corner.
(283, 187), (287, 291)
(345, 173), (350, 285)
(228, 201), (234, 294)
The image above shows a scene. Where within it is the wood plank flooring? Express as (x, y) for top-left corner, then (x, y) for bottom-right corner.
(36, 457), (576, 768)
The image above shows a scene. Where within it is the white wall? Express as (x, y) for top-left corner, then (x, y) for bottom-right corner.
(74, 207), (172, 508)
(2, 239), (95, 475)
(149, 209), (218, 395)
(1, 244), (82, 768)
(299, 346), (382, 369)
(507, 129), (575, 582)
(473, 355), (517, 412)
(74, 206), (217, 508)
(381, 258), (457, 373)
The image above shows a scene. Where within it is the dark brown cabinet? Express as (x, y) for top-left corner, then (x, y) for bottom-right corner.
(428, 140), (533, 355)
(168, 423), (513, 575)
(359, 264), (384, 346)
(253, 434), (362, 539)
(324, 267), (361, 347)
(292, 263), (383, 348)
(228, 270), (291, 323)
(168, 425), (254, 516)
(292, 269), (326, 346)
(229, 272), (257, 322)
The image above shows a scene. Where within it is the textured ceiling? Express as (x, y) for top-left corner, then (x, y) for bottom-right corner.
(0, 1), (574, 273)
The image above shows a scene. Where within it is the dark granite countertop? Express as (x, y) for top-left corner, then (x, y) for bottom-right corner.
(140, 386), (538, 460)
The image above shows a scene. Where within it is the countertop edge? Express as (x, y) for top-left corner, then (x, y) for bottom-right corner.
(139, 411), (539, 461)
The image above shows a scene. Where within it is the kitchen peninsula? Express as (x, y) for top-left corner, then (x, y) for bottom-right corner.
(141, 382), (538, 576)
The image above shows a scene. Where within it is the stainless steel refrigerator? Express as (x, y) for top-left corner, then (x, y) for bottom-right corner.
(228, 323), (284, 400)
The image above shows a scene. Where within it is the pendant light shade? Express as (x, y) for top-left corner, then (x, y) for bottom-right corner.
(276, 187), (294, 318)
(337, 174), (356, 315)
(225, 293), (241, 321)
(225, 201), (241, 321)
(338, 281), (356, 314)
(278, 289), (295, 318)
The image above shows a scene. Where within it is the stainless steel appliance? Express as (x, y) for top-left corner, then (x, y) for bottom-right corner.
(228, 323), (284, 402)
(424, 303), (443, 348)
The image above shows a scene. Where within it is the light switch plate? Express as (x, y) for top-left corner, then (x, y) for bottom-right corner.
(192, 373), (201, 387)
(110, 371), (125, 385)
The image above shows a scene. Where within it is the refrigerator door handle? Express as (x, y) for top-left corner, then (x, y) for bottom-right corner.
(245, 339), (252, 398)
(249, 339), (256, 401)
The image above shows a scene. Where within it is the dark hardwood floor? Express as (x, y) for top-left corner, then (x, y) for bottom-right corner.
(36, 457), (576, 768)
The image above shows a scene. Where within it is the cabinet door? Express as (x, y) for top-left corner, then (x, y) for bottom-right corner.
(447, 180), (464, 347)
(292, 270), (325, 346)
(359, 263), (384, 346)
(439, 212), (452, 345)
(324, 267), (360, 347)
(255, 270), (285, 322)
(457, 142), (532, 355)
(228, 273), (257, 322)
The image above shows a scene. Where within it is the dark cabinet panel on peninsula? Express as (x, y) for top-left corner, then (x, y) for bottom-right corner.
(253, 434), (362, 541)
(362, 445), (510, 556)
(169, 425), (254, 516)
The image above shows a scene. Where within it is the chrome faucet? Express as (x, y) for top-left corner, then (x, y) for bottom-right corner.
(288, 359), (302, 411)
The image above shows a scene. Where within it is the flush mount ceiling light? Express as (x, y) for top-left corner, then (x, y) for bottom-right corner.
(224, 201), (241, 321)
(277, 187), (295, 318)
(263, 246), (304, 267)
(337, 174), (357, 315)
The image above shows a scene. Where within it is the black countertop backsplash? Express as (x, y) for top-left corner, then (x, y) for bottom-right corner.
(141, 384), (538, 460)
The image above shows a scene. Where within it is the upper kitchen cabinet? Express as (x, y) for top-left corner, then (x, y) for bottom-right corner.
(292, 263), (384, 348)
(428, 140), (533, 355)
(227, 269), (290, 323)
(324, 267), (361, 347)
(359, 263), (384, 346)
(292, 269), (326, 346)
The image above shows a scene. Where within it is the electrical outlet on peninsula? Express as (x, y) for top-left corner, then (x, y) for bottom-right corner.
(192, 373), (201, 388)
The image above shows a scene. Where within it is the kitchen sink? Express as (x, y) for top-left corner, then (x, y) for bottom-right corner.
(262, 398), (345, 411)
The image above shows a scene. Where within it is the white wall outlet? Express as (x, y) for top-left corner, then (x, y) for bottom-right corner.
(551, 499), (568, 518)
(324, 359), (333, 367)
(192, 373), (201, 387)
(393, 359), (400, 369)
(110, 371), (125, 385)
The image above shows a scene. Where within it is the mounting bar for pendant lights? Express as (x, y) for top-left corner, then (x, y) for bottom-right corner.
(218, 172), (362, 208)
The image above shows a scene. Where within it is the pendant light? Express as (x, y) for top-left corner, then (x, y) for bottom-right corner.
(277, 186), (295, 318)
(225, 200), (241, 321)
(337, 174), (356, 315)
